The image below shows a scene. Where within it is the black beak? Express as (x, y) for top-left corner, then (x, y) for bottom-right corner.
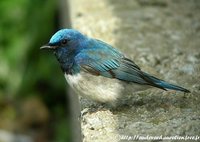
(40, 43), (57, 50)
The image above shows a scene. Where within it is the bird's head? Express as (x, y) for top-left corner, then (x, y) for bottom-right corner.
(40, 29), (86, 51)
(40, 29), (86, 73)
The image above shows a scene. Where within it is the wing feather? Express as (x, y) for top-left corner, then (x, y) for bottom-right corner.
(75, 39), (158, 86)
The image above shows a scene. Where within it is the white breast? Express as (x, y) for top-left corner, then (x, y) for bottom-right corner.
(65, 72), (149, 105)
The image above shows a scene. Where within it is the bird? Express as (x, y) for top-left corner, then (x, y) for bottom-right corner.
(40, 29), (190, 106)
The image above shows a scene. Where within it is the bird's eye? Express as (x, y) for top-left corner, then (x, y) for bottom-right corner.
(61, 39), (68, 46)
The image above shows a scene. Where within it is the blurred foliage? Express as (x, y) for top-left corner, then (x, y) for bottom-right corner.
(0, 0), (70, 141)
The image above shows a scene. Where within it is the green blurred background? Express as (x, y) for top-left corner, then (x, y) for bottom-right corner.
(0, 0), (71, 141)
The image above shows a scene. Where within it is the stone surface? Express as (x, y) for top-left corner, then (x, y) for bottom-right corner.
(69, 0), (200, 141)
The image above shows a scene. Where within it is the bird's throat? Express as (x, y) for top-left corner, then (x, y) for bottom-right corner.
(54, 48), (80, 75)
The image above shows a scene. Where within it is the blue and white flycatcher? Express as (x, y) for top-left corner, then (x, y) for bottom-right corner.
(41, 29), (190, 105)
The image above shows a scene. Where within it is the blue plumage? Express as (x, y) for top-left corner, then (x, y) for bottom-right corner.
(41, 29), (190, 94)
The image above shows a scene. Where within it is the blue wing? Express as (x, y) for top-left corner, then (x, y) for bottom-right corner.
(75, 39), (190, 92)
(75, 39), (154, 85)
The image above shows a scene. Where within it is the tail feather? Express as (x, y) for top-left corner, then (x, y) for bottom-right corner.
(143, 73), (190, 93)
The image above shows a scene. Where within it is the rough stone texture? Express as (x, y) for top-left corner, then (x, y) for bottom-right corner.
(69, 0), (200, 142)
